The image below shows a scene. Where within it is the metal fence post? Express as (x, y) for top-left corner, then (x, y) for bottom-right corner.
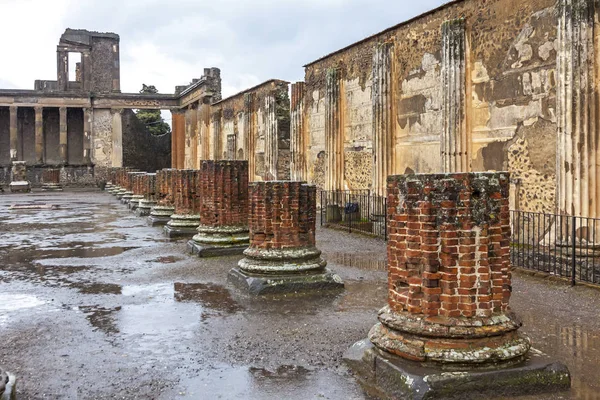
(572, 215), (577, 286)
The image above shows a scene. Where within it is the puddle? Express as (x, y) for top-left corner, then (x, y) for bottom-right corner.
(520, 314), (600, 398)
(335, 279), (387, 311)
(79, 305), (121, 335)
(174, 283), (243, 314)
(169, 364), (361, 399)
(0, 294), (45, 326)
(326, 252), (387, 271)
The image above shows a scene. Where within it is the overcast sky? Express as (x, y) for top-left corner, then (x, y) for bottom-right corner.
(0, 0), (447, 100)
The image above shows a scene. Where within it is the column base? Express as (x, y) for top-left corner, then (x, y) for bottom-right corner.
(344, 339), (570, 400)
(188, 225), (249, 257)
(0, 367), (16, 400)
(128, 195), (144, 210)
(108, 186), (121, 195)
(41, 183), (63, 192)
(115, 190), (127, 199)
(163, 214), (200, 238)
(120, 192), (134, 204)
(147, 205), (175, 226)
(228, 266), (344, 295)
(238, 246), (328, 274)
(9, 181), (31, 193)
(136, 200), (156, 217)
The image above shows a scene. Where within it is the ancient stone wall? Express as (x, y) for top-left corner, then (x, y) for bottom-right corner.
(207, 80), (290, 181)
(0, 108), (9, 165)
(122, 109), (171, 172)
(90, 37), (119, 93)
(303, 0), (558, 211)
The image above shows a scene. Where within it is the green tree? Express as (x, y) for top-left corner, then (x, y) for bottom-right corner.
(136, 84), (171, 137)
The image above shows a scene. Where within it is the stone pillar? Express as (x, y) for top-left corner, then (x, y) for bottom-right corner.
(9, 161), (31, 193)
(57, 50), (68, 91)
(189, 160), (250, 256)
(244, 93), (256, 181)
(111, 109), (123, 168)
(83, 108), (92, 164)
(171, 110), (185, 169)
(148, 169), (176, 226)
(290, 82), (306, 181)
(557, 0), (599, 221)
(344, 172), (570, 399)
(121, 171), (143, 204)
(137, 173), (157, 217)
(164, 169), (201, 238)
(59, 107), (68, 164)
(264, 95), (278, 180)
(229, 181), (343, 295)
(9, 106), (17, 161)
(441, 18), (469, 173)
(199, 101), (211, 162)
(184, 107), (193, 169)
(128, 173), (147, 210)
(325, 68), (344, 191)
(372, 43), (395, 196)
(212, 111), (222, 161)
(34, 106), (44, 164)
(42, 169), (62, 191)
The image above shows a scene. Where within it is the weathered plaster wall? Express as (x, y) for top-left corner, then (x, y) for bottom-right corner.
(91, 37), (119, 93)
(303, 0), (558, 212)
(207, 80), (290, 181)
(91, 108), (113, 167)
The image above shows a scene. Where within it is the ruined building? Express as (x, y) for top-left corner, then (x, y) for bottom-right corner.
(2, 0), (599, 221)
(290, 0), (598, 221)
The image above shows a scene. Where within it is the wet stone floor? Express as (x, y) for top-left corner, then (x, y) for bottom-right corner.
(0, 190), (598, 399)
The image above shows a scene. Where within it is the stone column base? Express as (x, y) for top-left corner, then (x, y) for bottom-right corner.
(369, 306), (530, 364)
(147, 205), (175, 226)
(238, 246), (327, 274)
(115, 189), (127, 199)
(104, 183), (113, 191)
(0, 367), (16, 400)
(136, 200), (156, 217)
(344, 339), (570, 400)
(9, 181), (31, 193)
(228, 266), (343, 295)
(120, 192), (134, 204)
(108, 186), (122, 195)
(188, 225), (249, 257)
(42, 183), (63, 191)
(128, 195), (144, 210)
(163, 214), (200, 238)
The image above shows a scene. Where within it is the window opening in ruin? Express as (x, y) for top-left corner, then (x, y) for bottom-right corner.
(68, 52), (81, 82)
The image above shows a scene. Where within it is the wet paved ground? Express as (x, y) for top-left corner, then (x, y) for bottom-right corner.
(0, 190), (598, 399)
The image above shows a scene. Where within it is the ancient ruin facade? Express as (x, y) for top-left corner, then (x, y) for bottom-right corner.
(291, 0), (596, 220)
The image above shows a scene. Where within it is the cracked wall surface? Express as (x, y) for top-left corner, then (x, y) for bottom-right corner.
(302, 0), (559, 212)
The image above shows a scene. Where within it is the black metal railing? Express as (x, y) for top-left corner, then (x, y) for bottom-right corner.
(319, 190), (387, 240)
(510, 210), (600, 286)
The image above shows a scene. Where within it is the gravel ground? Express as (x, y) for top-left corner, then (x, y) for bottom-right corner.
(0, 190), (598, 399)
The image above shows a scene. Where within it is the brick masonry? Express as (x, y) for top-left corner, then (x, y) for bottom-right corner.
(198, 160), (249, 228)
(248, 181), (316, 250)
(42, 169), (60, 184)
(368, 172), (530, 364)
(172, 169), (200, 215)
(386, 172), (511, 318)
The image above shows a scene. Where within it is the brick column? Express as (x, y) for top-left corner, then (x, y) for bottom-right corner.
(128, 173), (147, 210)
(148, 168), (176, 226)
(164, 169), (201, 238)
(120, 171), (142, 203)
(229, 181), (343, 295)
(59, 107), (68, 165)
(137, 173), (157, 217)
(41, 169), (62, 191)
(34, 106), (44, 164)
(368, 172), (529, 363)
(110, 168), (126, 195)
(189, 160), (250, 256)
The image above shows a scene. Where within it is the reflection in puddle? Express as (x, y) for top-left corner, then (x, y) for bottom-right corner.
(336, 280), (387, 311)
(174, 283), (243, 314)
(326, 252), (386, 271)
(75, 283), (122, 295)
(520, 314), (600, 398)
